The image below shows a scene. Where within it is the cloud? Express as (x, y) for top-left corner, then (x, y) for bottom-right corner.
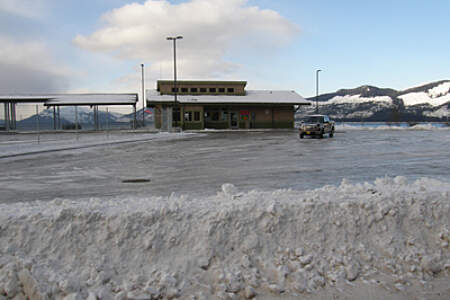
(73, 0), (299, 79)
(0, 36), (70, 93)
(0, 0), (47, 19)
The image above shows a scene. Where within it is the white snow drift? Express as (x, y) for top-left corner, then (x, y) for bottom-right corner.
(0, 177), (449, 299)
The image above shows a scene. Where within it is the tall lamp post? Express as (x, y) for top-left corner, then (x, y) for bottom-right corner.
(141, 63), (145, 127)
(316, 69), (322, 113)
(167, 36), (183, 127)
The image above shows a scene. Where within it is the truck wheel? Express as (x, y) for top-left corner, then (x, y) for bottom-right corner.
(319, 130), (324, 138)
(299, 133), (304, 139)
(329, 131), (334, 138)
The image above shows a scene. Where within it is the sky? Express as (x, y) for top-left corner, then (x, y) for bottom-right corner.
(1, 0), (449, 105)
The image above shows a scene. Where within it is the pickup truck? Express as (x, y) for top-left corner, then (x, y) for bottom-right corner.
(299, 115), (335, 138)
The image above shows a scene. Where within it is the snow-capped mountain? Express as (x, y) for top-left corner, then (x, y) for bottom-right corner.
(398, 81), (450, 107)
(301, 80), (449, 122)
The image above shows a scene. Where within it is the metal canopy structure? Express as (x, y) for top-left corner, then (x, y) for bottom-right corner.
(0, 93), (138, 131)
(43, 94), (138, 106)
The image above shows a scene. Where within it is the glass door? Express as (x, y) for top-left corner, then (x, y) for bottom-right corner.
(230, 112), (239, 129)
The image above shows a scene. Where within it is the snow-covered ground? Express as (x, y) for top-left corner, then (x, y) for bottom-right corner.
(1, 129), (449, 299)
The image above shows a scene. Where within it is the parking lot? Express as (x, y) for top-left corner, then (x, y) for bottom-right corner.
(1, 129), (449, 203)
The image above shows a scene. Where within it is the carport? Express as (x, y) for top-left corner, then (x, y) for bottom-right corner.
(0, 93), (138, 131)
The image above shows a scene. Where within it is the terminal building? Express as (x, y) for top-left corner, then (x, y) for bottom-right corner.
(147, 80), (310, 130)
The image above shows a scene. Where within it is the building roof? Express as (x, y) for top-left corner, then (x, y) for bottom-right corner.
(0, 94), (138, 106)
(146, 89), (310, 105)
(44, 94), (138, 106)
(0, 95), (53, 102)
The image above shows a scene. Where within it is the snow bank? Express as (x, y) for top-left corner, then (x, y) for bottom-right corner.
(0, 177), (449, 299)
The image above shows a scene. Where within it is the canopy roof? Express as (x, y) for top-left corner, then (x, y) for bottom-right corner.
(146, 90), (310, 105)
(0, 94), (138, 106)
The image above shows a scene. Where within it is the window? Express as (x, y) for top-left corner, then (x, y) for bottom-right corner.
(304, 116), (324, 123)
(218, 88), (225, 93)
(184, 111), (192, 121)
(200, 88), (207, 93)
(222, 111), (228, 121)
(227, 88), (234, 93)
(181, 87), (188, 93)
(209, 88), (216, 93)
(171, 87), (179, 92)
(190, 88), (198, 93)
(212, 112), (219, 121)
(184, 111), (200, 122)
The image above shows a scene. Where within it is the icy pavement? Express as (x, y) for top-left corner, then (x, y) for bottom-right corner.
(0, 177), (449, 299)
(0, 129), (449, 203)
(0, 131), (200, 158)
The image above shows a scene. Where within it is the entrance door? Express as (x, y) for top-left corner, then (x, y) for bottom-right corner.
(230, 112), (239, 129)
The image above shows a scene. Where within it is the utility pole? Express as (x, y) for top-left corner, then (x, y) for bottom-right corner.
(36, 104), (40, 144)
(75, 106), (79, 141)
(316, 69), (322, 113)
(141, 63), (145, 128)
(167, 36), (183, 128)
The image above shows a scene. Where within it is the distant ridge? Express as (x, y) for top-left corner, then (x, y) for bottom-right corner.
(302, 80), (449, 122)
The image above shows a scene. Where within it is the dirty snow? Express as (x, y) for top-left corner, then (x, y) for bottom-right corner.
(0, 177), (449, 299)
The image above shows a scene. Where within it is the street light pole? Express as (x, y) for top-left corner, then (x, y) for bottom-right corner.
(316, 69), (322, 113)
(141, 63), (145, 128)
(167, 36), (183, 127)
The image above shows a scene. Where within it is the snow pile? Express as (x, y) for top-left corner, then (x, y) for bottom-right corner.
(320, 95), (393, 106)
(0, 177), (449, 299)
